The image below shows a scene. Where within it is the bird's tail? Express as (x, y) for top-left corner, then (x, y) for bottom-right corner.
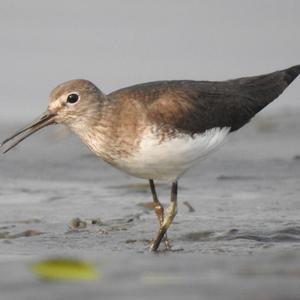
(225, 65), (300, 132)
(285, 65), (300, 85)
(235, 65), (300, 114)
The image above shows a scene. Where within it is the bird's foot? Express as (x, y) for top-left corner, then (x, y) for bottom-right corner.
(149, 201), (177, 252)
(149, 237), (171, 252)
(163, 237), (171, 250)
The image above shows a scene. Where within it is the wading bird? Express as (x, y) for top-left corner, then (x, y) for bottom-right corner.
(1, 65), (299, 251)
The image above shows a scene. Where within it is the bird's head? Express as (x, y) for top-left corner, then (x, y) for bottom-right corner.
(0, 79), (106, 153)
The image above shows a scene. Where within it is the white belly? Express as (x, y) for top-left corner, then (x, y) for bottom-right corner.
(113, 127), (230, 181)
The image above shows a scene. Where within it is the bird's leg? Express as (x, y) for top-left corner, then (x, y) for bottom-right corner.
(149, 179), (170, 249)
(149, 179), (164, 225)
(150, 181), (178, 252)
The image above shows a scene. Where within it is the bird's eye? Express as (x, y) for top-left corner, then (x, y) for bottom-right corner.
(67, 93), (79, 104)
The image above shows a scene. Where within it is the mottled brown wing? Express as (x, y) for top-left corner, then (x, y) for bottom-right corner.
(108, 65), (300, 135)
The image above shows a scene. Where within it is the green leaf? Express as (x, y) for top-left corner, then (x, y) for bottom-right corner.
(31, 258), (100, 281)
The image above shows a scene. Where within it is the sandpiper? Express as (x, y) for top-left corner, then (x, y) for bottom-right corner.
(1, 65), (300, 251)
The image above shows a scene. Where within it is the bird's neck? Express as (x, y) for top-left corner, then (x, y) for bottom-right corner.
(68, 98), (149, 164)
(67, 108), (113, 162)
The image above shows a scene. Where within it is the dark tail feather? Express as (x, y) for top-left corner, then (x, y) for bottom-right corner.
(229, 65), (300, 132)
(284, 65), (300, 85)
(237, 65), (300, 113)
(239, 65), (299, 103)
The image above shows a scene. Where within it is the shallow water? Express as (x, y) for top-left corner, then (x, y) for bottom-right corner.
(0, 111), (300, 299)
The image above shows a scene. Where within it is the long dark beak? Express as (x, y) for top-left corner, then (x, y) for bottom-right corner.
(0, 110), (56, 154)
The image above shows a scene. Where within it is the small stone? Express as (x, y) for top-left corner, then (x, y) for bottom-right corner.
(69, 218), (87, 229)
(91, 218), (103, 225)
(183, 201), (195, 213)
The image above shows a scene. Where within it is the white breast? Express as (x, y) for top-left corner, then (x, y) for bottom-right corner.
(113, 127), (230, 181)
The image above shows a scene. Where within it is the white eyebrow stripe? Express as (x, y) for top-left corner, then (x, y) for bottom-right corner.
(50, 99), (62, 111)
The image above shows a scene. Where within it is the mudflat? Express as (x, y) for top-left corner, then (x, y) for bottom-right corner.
(0, 110), (300, 299)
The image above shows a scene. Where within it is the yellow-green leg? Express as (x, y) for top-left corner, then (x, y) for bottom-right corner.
(150, 181), (178, 252)
(149, 179), (171, 250)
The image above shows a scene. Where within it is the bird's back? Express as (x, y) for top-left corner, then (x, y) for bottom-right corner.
(108, 65), (300, 134)
(94, 66), (300, 180)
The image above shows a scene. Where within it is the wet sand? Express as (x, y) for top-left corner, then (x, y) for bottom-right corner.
(0, 110), (300, 299)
